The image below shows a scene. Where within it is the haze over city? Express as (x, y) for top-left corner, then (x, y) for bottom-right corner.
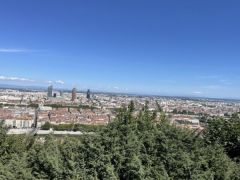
(1, 0), (240, 98)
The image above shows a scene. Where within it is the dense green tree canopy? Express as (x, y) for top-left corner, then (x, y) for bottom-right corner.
(204, 113), (240, 163)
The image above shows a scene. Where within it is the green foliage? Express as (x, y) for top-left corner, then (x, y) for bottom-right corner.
(41, 122), (103, 132)
(204, 114), (240, 163)
(27, 136), (64, 179)
(172, 109), (195, 115)
(0, 154), (33, 180)
(41, 121), (51, 130)
(156, 100), (163, 112)
(45, 104), (97, 110)
(0, 102), (240, 179)
(0, 121), (6, 146)
(0, 103), (39, 108)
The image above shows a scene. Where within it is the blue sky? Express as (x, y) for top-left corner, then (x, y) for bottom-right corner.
(0, 0), (240, 98)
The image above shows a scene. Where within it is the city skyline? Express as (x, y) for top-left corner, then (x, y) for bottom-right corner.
(1, 1), (240, 98)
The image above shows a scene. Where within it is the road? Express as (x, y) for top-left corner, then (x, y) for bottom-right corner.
(7, 129), (85, 136)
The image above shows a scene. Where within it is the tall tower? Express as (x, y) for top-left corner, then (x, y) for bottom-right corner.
(72, 88), (77, 101)
(87, 89), (91, 99)
(60, 91), (63, 97)
(47, 85), (53, 98)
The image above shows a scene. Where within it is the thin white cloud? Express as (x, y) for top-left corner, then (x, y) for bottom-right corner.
(193, 91), (202, 94)
(0, 75), (35, 82)
(55, 80), (65, 85)
(0, 75), (65, 86)
(0, 48), (29, 53)
(46, 80), (64, 85)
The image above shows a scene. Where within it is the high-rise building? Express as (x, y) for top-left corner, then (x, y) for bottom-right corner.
(47, 85), (53, 98)
(72, 88), (77, 101)
(60, 91), (63, 97)
(87, 89), (91, 99)
(53, 93), (57, 98)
